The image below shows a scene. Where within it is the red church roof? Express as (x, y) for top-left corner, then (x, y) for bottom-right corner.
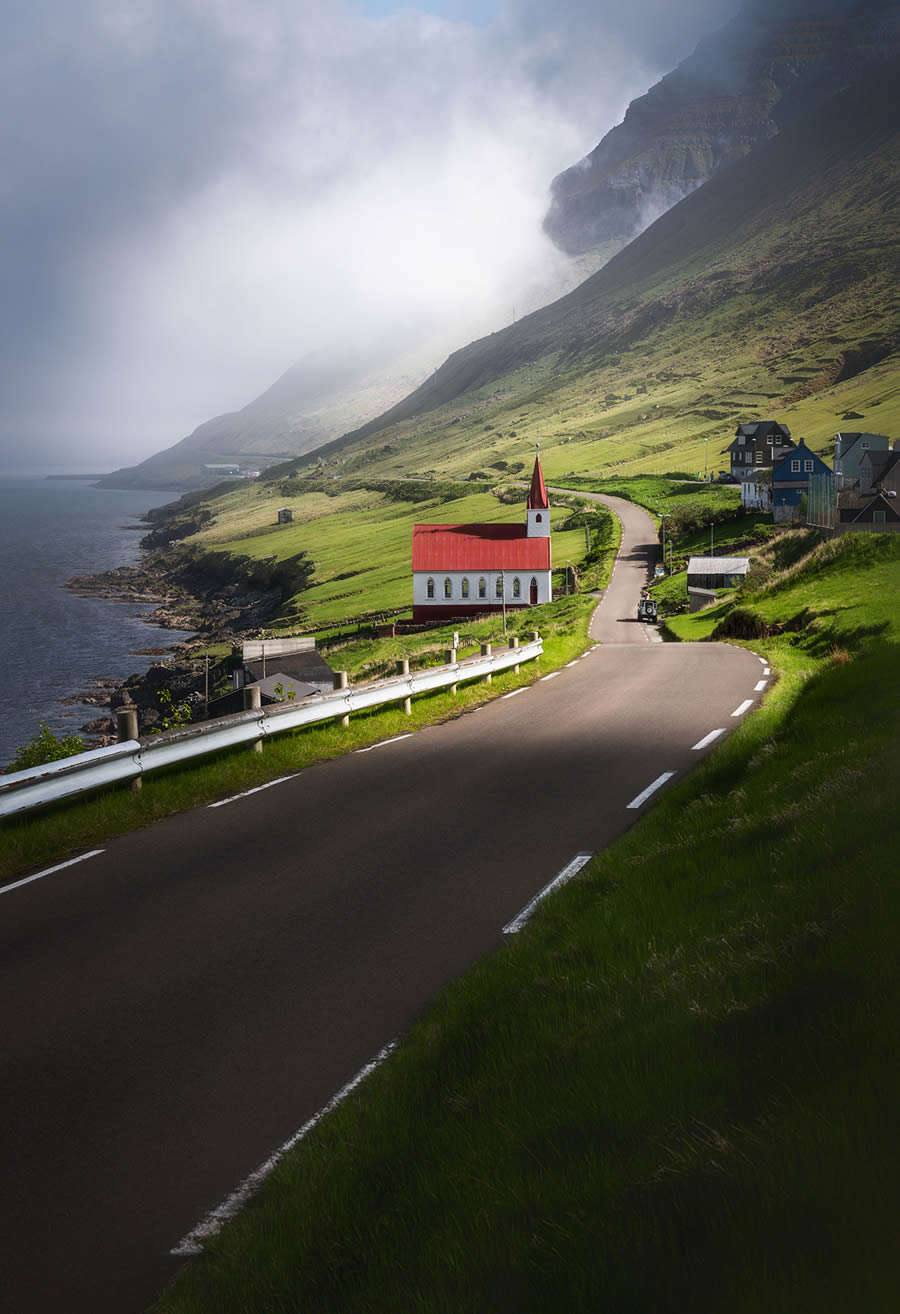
(527, 453), (549, 510)
(412, 523), (551, 571)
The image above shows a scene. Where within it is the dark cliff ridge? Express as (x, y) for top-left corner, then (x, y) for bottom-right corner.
(544, 0), (900, 257)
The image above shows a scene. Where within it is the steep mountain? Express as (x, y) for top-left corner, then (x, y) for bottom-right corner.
(544, 0), (900, 257)
(270, 62), (899, 481)
(99, 346), (434, 491)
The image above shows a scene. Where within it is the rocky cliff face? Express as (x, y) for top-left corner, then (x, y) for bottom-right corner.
(544, 0), (900, 256)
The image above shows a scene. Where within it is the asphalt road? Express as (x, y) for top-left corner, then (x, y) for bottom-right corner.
(0, 496), (766, 1312)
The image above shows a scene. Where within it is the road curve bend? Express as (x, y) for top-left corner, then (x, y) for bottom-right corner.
(0, 495), (765, 1313)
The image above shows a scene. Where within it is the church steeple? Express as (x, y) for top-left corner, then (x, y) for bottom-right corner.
(526, 445), (550, 537)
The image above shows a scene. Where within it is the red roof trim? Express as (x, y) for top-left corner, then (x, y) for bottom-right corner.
(412, 523), (551, 571)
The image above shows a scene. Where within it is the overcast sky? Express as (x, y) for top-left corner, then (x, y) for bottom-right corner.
(0, 0), (740, 471)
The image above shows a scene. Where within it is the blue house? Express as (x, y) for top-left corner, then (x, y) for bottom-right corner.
(772, 442), (832, 523)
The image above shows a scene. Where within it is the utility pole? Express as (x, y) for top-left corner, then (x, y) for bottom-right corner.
(501, 568), (507, 636)
(660, 514), (670, 574)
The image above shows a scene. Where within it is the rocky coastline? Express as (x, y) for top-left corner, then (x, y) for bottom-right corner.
(63, 525), (291, 746)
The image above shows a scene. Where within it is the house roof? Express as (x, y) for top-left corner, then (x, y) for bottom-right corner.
(412, 523), (551, 571)
(840, 491), (900, 522)
(253, 673), (319, 702)
(687, 556), (750, 575)
(734, 420), (792, 439)
(862, 450), (900, 481)
(526, 453), (549, 510)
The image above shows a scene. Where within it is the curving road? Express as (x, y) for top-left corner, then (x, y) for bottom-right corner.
(0, 497), (766, 1313)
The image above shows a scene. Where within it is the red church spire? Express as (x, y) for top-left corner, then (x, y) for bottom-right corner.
(526, 447), (549, 510)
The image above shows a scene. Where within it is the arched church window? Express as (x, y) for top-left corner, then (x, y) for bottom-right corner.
(478, 577), (486, 598)
(426, 577), (434, 599)
(495, 576), (503, 598)
(461, 577), (470, 598)
(444, 577), (452, 599)
(535, 513), (542, 522)
(513, 576), (521, 599)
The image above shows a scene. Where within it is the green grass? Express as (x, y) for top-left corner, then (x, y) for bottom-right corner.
(150, 536), (900, 1314)
(184, 485), (589, 629)
(0, 598), (594, 887)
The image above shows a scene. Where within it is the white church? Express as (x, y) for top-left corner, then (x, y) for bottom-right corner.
(411, 452), (552, 621)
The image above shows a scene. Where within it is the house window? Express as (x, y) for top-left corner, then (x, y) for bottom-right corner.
(873, 510), (886, 523)
(804, 460), (813, 472)
(755, 452), (763, 463)
(444, 577), (452, 599)
(495, 576), (503, 598)
(478, 577), (486, 598)
(461, 577), (470, 598)
(862, 440), (870, 449)
(512, 576), (521, 599)
(767, 435), (774, 444)
(791, 459), (800, 472)
(426, 577), (434, 599)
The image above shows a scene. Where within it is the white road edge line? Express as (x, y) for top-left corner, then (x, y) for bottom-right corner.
(355, 734), (413, 754)
(627, 772), (675, 810)
(540, 672), (559, 682)
(763, 667), (771, 676)
(732, 699), (754, 717)
(501, 688), (527, 699)
(171, 1038), (400, 1257)
(565, 660), (579, 667)
(0, 849), (105, 896)
(209, 777), (294, 808)
(754, 679), (768, 692)
(503, 852), (593, 935)
(692, 729), (726, 751)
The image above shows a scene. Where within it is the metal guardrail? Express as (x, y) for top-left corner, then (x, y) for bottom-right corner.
(0, 638), (542, 820)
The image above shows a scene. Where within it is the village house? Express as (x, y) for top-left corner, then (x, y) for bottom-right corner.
(858, 446), (900, 497)
(724, 420), (795, 510)
(771, 441), (832, 523)
(833, 431), (892, 490)
(411, 452), (552, 622)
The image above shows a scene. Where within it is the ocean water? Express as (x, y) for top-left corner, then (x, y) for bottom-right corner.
(0, 474), (194, 769)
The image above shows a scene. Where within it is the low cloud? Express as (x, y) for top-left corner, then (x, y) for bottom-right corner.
(0, 0), (739, 469)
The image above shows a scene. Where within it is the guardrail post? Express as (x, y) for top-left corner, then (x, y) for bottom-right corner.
(116, 704), (142, 792)
(243, 685), (263, 751)
(510, 633), (520, 674)
(531, 630), (540, 643)
(446, 648), (457, 695)
(334, 671), (350, 727)
(397, 658), (411, 714)
(481, 642), (492, 684)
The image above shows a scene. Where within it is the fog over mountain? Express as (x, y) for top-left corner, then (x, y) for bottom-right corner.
(0, 0), (739, 472)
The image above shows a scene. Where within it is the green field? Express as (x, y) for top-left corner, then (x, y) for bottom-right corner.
(150, 532), (900, 1314)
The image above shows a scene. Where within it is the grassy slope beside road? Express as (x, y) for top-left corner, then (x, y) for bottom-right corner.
(152, 535), (900, 1313)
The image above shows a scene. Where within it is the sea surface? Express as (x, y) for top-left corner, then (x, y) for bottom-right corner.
(0, 474), (194, 769)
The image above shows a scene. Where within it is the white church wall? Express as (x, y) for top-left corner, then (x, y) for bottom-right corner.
(413, 570), (552, 608)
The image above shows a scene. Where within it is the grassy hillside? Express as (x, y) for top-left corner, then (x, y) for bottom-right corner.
(256, 72), (899, 489)
(176, 480), (592, 629)
(150, 541), (900, 1312)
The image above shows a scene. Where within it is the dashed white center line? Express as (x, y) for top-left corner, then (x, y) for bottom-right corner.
(0, 849), (105, 895)
(503, 852), (593, 934)
(731, 699), (754, 717)
(627, 772), (675, 810)
(540, 672), (559, 681)
(692, 729), (725, 751)
(355, 734), (413, 754)
(209, 777), (293, 808)
(502, 688), (527, 699)
(171, 1038), (400, 1256)
(754, 679), (768, 692)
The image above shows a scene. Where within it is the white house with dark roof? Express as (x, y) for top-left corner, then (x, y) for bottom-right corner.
(411, 453), (552, 621)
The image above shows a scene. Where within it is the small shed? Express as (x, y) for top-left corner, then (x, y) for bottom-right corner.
(686, 556), (750, 589)
(277, 507), (294, 524)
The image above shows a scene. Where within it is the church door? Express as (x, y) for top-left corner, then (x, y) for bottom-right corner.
(530, 577), (538, 604)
